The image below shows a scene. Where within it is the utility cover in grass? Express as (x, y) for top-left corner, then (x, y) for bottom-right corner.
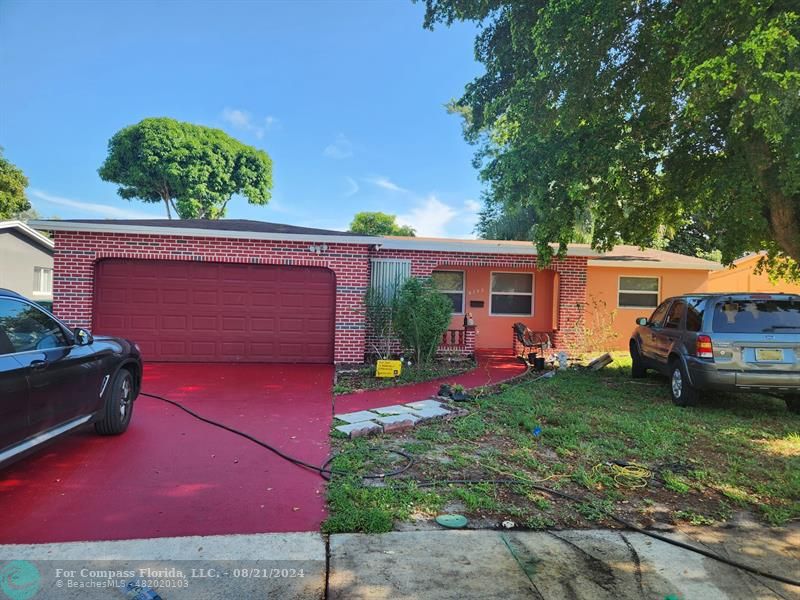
(435, 514), (468, 529)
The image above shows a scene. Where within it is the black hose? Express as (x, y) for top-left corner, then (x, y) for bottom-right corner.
(139, 392), (412, 480)
(140, 391), (799, 589)
(411, 478), (800, 588)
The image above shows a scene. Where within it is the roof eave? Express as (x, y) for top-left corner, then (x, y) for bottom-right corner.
(0, 220), (55, 250)
(379, 237), (599, 257)
(587, 259), (723, 271)
(28, 220), (380, 246)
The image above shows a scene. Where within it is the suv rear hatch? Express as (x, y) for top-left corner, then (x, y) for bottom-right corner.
(710, 295), (800, 388)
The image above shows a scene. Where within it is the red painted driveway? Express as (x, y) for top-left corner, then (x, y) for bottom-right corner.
(0, 364), (333, 544)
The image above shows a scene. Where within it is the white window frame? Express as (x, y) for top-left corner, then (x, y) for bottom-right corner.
(432, 269), (465, 315)
(617, 275), (660, 309)
(33, 266), (53, 296)
(489, 271), (534, 316)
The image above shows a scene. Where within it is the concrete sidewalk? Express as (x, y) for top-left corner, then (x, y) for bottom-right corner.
(1, 524), (797, 599)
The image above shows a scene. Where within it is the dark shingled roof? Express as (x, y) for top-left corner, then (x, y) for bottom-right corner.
(55, 219), (371, 237)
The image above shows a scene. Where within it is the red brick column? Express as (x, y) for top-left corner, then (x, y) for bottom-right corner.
(550, 257), (588, 350)
(464, 324), (477, 356)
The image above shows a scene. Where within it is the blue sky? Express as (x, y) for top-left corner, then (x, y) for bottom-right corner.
(0, 1), (485, 237)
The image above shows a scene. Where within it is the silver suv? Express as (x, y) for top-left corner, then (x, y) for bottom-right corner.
(629, 293), (800, 412)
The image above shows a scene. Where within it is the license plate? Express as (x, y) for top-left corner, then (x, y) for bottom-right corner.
(755, 348), (783, 361)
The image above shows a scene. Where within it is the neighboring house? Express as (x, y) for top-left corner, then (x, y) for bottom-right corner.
(0, 220), (55, 303)
(31, 219), (720, 363)
(706, 253), (800, 295)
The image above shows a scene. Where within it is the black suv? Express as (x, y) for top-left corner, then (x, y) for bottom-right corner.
(630, 293), (800, 411)
(0, 289), (142, 467)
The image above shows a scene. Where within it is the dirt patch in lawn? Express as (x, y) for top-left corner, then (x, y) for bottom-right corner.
(323, 356), (800, 534)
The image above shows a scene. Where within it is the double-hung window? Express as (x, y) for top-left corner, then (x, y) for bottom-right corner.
(432, 270), (465, 314)
(618, 276), (659, 308)
(33, 267), (53, 295)
(490, 272), (534, 316)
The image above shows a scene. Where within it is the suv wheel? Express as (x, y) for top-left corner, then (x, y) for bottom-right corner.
(95, 369), (135, 435)
(630, 342), (647, 379)
(786, 395), (800, 414)
(669, 360), (699, 407)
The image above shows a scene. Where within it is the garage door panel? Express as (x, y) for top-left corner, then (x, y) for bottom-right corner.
(131, 315), (158, 330)
(94, 260), (334, 363)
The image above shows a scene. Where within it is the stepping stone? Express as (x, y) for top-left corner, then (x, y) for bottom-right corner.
(372, 404), (421, 416)
(335, 421), (383, 438)
(405, 399), (448, 411)
(373, 413), (420, 433)
(335, 410), (382, 424)
(404, 400), (451, 421)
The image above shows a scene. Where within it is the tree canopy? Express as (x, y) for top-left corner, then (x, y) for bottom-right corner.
(99, 117), (273, 219)
(422, 1), (800, 273)
(0, 149), (30, 219)
(349, 211), (416, 236)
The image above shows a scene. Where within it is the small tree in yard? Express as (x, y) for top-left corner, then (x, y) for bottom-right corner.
(364, 286), (399, 360)
(394, 277), (453, 364)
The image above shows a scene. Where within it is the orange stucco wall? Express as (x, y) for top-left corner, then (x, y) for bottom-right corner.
(585, 266), (711, 350)
(706, 255), (800, 294)
(438, 265), (556, 349)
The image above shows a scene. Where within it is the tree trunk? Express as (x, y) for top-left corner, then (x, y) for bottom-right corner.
(162, 195), (172, 219)
(766, 191), (800, 262)
(743, 130), (800, 262)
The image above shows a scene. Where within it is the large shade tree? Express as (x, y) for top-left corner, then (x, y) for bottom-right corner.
(0, 149), (30, 219)
(422, 1), (800, 274)
(349, 211), (416, 236)
(99, 117), (273, 219)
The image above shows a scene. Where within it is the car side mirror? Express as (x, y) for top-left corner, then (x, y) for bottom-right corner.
(635, 317), (649, 326)
(74, 328), (94, 346)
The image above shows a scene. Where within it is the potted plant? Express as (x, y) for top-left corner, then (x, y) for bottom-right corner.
(450, 384), (469, 402)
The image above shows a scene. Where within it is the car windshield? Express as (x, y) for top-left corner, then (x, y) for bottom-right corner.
(712, 298), (800, 333)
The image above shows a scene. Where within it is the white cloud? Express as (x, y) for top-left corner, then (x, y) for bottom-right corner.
(29, 189), (154, 219)
(323, 134), (353, 159)
(397, 195), (459, 237)
(343, 176), (360, 197)
(464, 199), (481, 213)
(221, 108), (278, 139)
(366, 176), (407, 193)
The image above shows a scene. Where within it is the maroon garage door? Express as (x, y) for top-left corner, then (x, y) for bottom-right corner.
(93, 260), (335, 363)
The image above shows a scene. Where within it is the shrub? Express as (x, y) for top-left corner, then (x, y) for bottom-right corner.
(364, 286), (399, 359)
(394, 277), (453, 364)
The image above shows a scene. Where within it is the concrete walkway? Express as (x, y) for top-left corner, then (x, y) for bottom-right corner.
(2, 523), (796, 599)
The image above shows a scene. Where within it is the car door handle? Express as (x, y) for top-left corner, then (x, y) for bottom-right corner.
(29, 359), (49, 371)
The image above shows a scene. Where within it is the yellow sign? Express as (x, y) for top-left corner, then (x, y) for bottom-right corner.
(375, 359), (402, 378)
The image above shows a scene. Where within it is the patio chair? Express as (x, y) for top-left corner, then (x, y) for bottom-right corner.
(512, 322), (551, 366)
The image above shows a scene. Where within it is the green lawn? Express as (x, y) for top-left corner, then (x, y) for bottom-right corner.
(323, 356), (800, 534)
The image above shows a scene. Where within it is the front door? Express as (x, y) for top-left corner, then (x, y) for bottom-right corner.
(0, 298), (101, 431)
(654, 300), (687, 363)
(640, 300), (672, 361)
(0, 329), (30, 452)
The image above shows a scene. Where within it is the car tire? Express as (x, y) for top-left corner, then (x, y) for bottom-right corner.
(630, 342), (647, 379)
(669, 360), (699, 407)
(786, 395), (800, 414)
(95, 369), (135, 435)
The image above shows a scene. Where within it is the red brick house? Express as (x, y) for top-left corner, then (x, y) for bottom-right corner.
(31, 219), (720, 363)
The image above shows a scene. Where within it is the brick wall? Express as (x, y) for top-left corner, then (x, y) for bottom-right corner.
(366, 249), (588, 350)
(52, 231), (371, 363)
(52, 231), (588, 363)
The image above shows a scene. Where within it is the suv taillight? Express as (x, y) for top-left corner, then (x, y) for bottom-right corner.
(697, 335), (714, 359)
